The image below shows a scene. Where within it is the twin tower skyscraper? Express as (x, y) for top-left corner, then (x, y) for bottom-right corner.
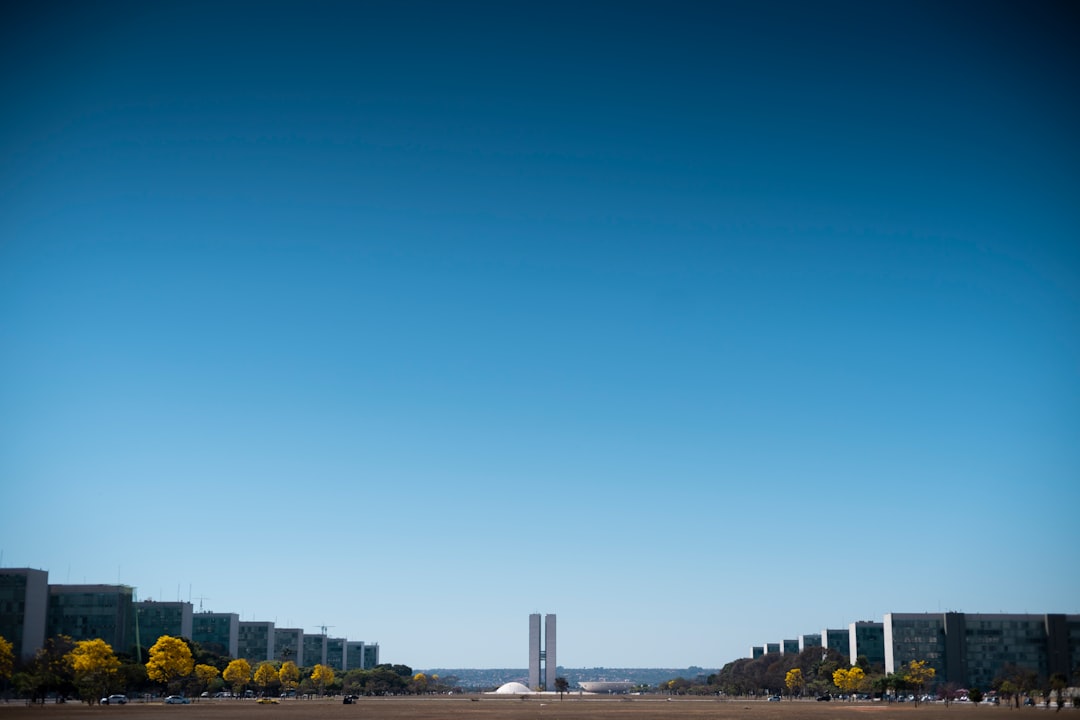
(528, 613), (556, 691)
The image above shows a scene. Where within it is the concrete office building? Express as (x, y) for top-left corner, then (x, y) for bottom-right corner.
(751, 646), (764, 659)
(764, 642), (780, 655)
(885, 612), (1080, 690)
(238, 621), (275, 664)
(850, 621), (885, 670)
(0, 568), (48, 659)
(135, 601), (193, 648)
(47, 584), (137, 655)
(799, 634), (822, 652)
(782, 639), (799, 655)
(275, 627), (304, 664)
(326, 637), (346, 670)
(192, 612), (239, 658)
(822, 628), (850, 661)
(345, 641), (367, 670)
(362, 642), (379, 668)
(528, 613), (556, 691)
(303, 633), (327, 667)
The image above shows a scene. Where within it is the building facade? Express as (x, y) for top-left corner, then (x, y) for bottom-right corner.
(0, 567), (379, 669)
(191, 612), (239, 658)
(47, 584), (137, 656)
(303, 633), (327, 667)
(822, 628), (849, 661)
(238, 621), (275, 664)
(274, 628), (304, 665)
(0, 568), (49, 659)
(850, 621), (885, 671)
(799, 633), (822, 652)
(135, 601), (193, 650)
(884, 612), (1080, 690)
(326, 637), (346, 670)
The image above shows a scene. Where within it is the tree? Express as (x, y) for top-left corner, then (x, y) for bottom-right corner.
(904, 660), (935, 706)
(0, 635), (13, 682)
(785, 668), (805, 699)
(222, 658), (251, 696)
(146, 635), (194, 692)
(195, 664), (220, 697)
(254, 662), (278, 697)
(278, 660), (300, 693)
(1050, 673), (1068, 712)
(67, 639), (120, 704)
(311, 664), (335, 696)
(555, 677), (569, 699)
(969, 688), (984, 705)
(15, 636), (76, 703)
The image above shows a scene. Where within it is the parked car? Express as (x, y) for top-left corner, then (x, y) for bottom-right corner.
(767, 696), (781, 702)
(817, 694), (831, 701)
(164, 696), (190, 705)
(101, 695), (128, 705)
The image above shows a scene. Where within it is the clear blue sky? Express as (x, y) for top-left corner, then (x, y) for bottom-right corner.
(2, 0), (1077, 670)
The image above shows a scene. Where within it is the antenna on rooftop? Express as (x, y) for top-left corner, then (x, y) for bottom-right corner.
(194, 596), (211, 612)
(311, 624), (335, 636)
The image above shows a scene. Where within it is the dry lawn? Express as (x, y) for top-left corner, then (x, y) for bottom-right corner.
(0, 696), (1032, 720)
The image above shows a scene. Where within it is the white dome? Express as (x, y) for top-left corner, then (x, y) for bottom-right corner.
(493, 682), (533, 694)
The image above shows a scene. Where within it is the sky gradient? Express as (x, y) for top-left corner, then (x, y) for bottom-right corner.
(2, 1), (1078, 669)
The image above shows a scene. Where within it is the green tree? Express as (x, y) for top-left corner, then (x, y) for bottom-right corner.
(555, 676), (569, 699)
(904, 660), (935, 706)
(278, 660), (300, 693)
(311, 664), (335, 696)
(222, 658), (251, 696)
(16, 636), (75, 703)
(254, 662), (278, 697)
(67, 638), (120, 704)
(969, 688), (984, 705)
(785, 668), (805, 698)
(146, 635), (194, 692)
(0, 635), (13, 682)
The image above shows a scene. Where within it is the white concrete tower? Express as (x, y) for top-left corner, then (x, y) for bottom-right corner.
(528, 613), (556, 691)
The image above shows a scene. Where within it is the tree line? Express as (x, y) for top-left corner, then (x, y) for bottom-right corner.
(0, 633), (454, 703)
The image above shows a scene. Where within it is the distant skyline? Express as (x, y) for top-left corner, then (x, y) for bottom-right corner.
(2, 1), (1077, 669)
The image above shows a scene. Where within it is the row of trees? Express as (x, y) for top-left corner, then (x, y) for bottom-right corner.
(0, 633), (434, 703)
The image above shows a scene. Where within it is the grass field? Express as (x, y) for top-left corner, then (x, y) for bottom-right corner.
(0, 696), (1043, 720)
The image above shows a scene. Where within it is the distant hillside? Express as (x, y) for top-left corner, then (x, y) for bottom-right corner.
(419, 667), (717, 690)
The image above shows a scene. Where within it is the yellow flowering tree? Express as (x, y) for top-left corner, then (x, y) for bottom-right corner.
(254, 662), (278, 697)
(278, 660), (300, 693)
(146, 636), (194, 692)
(905, 660), (936, 705)
(222, 658), (251, 696)
(311, 664), (335, 696)
(0, 635), (13, 682)
(785, 668), (805, 698)
(833, 666), (865, 698)
(66, 639), (120, 704)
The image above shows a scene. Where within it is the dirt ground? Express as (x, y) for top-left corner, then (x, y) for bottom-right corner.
(0, 696), (1040, 720)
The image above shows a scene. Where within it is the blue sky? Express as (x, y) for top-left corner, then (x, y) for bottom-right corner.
(2, 1), (1077, 669)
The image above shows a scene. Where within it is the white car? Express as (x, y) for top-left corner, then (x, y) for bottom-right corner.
(101, 695), (128, 705)
(164, 696), (191, 704)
